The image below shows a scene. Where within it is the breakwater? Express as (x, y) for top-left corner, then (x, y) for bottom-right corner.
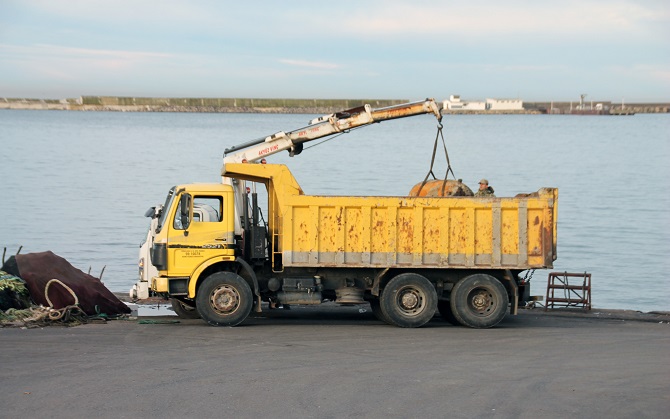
(0, 96), (410, 114)
(524, 101), (670, 114)
(1, 96), (668, 114)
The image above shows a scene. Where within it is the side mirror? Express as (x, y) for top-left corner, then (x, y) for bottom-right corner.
(144, 206), (156, 218)
(179, 194), (191, 230)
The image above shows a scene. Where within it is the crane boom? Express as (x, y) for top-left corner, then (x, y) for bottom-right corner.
(222, 99), (442, 166)
(222, 98), (442, 235)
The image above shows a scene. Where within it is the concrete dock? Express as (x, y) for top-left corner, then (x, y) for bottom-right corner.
(1, 306), (668, 418)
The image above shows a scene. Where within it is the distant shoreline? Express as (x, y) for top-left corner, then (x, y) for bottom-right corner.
(2, 96), (668, 114)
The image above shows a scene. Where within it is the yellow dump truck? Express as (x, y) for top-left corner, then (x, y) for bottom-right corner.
(141, 99), (558, 328)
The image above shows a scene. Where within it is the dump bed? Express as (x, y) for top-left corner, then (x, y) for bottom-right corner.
(224, 163), (558, 270)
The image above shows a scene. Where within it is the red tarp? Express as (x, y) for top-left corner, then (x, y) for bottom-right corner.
(4, 251), (130, 316)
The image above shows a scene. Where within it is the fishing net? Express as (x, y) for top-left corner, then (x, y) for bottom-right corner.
(1, 251), (130, 327)
(0, 270), (31, 311)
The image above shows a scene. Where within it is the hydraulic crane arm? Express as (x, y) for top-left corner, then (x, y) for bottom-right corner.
(222, 99), (442, 166)
(222, 98), (442, 236)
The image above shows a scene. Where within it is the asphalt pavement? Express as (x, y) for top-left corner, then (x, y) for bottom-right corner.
(1, 305), (669, 418)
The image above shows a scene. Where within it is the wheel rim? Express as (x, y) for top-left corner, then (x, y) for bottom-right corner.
(467, 287), (498, 316)
(210, 285), (241, 315)
(395, 285), (425, 317)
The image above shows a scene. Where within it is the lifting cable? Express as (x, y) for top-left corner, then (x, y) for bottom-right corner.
(302, 130), (350, 151)
(416, 121), (456, 196)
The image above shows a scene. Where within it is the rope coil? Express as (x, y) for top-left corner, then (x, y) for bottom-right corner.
(44, 278), (79, 307)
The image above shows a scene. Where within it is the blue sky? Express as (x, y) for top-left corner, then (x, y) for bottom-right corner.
(1, 0), (668, 102)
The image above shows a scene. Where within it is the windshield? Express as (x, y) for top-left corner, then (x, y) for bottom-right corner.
(156, 187), (176, 233)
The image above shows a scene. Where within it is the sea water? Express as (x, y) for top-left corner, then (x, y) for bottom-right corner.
(1, 110), (668, 312)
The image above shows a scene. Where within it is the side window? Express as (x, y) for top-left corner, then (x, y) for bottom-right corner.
(193, 196), (223, 223)
(172, 195), (223, 230)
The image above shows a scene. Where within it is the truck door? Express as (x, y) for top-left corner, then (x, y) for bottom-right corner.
(167, 192), (235, 277)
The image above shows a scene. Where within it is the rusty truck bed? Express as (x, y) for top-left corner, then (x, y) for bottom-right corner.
(224, 163), (558, 271)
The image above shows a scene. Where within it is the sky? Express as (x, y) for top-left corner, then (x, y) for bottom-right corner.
(0, 0), (669, 102)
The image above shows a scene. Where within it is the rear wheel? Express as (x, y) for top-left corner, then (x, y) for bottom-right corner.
(170, 298), (201, 319)
(196, 272), (252, 326)
(437, 300), (459, 325)
(369, 298), (392, 325)
(450, 274), (508, 328)
(380, 273), (437, 328)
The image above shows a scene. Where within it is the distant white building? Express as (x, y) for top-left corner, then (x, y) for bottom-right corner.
(443, 95), (486, 111)
(462, 101), (486, 111)
(443, 95), (462, 110)
(485, 98), (523, 111)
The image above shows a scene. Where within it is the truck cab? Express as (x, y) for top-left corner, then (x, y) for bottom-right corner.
(131, 184), (235, 299)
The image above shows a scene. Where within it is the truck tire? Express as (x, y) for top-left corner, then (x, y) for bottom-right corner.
(450, 274), (508, 328)
(437, 300), (459, 326)
(170, 298), (201, 319)
(380, 273), (437, 328)
(196, 272), (252, 326)
(369, 298), (392, 325)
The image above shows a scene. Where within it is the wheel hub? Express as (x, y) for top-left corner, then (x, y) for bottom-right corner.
(470, 290), (493, 313)
(210, 285), (240, 314)
(399, 289), (420, 311)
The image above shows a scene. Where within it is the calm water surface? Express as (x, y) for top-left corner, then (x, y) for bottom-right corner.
(1, 110), (668, 312)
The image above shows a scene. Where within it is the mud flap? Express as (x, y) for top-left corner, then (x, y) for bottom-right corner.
(235, 257), (262, 312)
(503, 269), (519, 315)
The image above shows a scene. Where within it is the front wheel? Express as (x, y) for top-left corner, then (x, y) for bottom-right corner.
(170, 298), (201, 319)
(196, 272), (252, 326)
(380, 273), (437, 328)
(450, 274), (508, 328)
